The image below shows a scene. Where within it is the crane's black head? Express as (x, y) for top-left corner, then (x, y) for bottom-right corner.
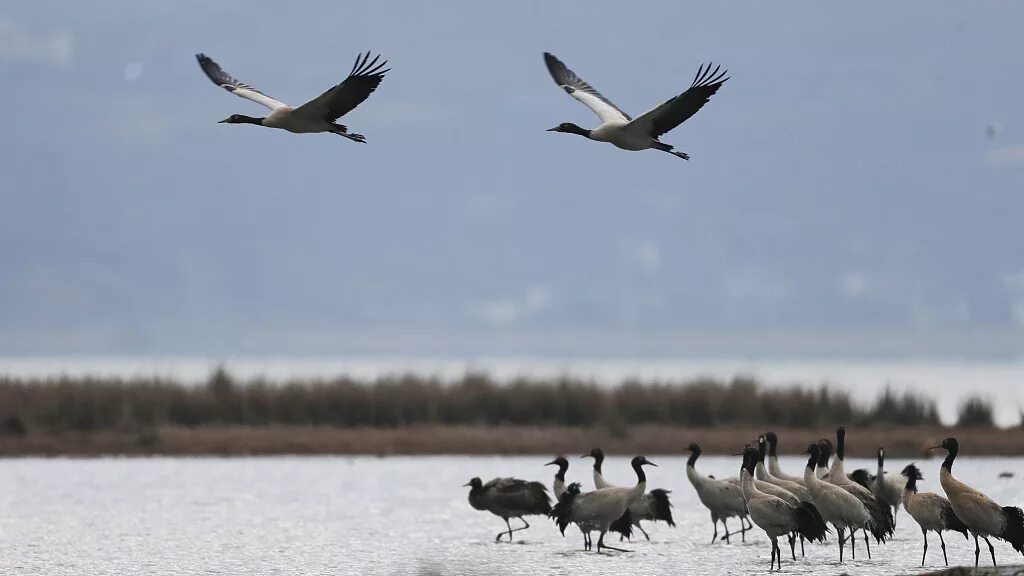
(901, 463), (923, 492)
(686, 443), (701, 453)
(764, 431), (779, 455)
(463, 477), (483, 490)
(631, 455), (657, 468)
(930, 437), (960, 471)
(546, 122), (590, 137)
(816, 439), (832, 467)
(218, 114), (264, 125)
(901, 463), (923, 481)
(818, 438), (833, 457)
(937, 437), (959, 452)
(545, 456), (569, 468)
(805, 443), (820, 469)
(581, 447), (604, 460)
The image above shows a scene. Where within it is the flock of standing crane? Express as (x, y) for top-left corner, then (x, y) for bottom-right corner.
(465, 429), (1024, 570)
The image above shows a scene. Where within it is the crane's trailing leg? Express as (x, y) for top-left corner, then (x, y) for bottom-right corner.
(495, 517), (530, 542)
(837, 527), (845, 563)
(637, 524), (650, 541)
(939, 532), (948, 566)
(330, 124), (365, 143)
(596, 531), (630, 553)
(652, 141), (689, 160)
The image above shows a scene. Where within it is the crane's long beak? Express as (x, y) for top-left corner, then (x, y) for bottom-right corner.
(647, 461), (658, 467)
(546, 127), (558, 132)
(579, 454), (591, 459)
(544, 459), (558, 466)
(462, 482), (472, 487)
(217, 118), (230, 123)
(928, 445), (942, 451)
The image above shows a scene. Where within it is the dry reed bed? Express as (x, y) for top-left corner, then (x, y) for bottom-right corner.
(0, 370), (1013, 457)
(1, 425), (1021, 457)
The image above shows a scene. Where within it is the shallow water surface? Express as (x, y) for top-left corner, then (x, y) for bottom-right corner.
(1, 455), (1022, 575)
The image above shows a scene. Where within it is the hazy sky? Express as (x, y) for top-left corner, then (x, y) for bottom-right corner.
(2, 2), (1023, 357)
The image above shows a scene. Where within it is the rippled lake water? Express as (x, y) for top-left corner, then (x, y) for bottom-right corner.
(1, 455), (1022, 575)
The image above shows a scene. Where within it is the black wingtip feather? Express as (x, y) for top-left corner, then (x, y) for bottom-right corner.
(866, 495), (895, 543)
(1001, 506), (1024, 555)
(850, 469), (874, 490)
(690, 62), (729, 89)
(549, 482), (580, 536)
(348, 51), (388, 79)
(691, 63), (704, 86)
(649, 489), (675, 526)
(795, 502), (830, 542)
(610, 508), (634, 539)
(943, 505), (969, 539)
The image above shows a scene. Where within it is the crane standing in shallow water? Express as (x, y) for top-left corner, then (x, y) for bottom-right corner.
(549, 456), (657, 553)
(685, 443), (752, 543)
(740, 448), (830, 570)
(874, 447), (905, 526)
(545, 456), (632, 546)
(754, 435), (828, 557)
(581, 448), (674, 540)
(900, 463), (968, 567)
(932, 437), (1024, 567)
(826, 428), (895, 557)
(804, 443), (870, 563)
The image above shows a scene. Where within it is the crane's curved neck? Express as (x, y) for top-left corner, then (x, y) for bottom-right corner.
(740, 466), (756, 497)
(904, 473), (919, 493)
(941, 445), (958, 472)
(877, 450), (884, 474)
(592, 452), (603, 474)
(565, 123), (591, 137)
(755, 459), (770, 481)
(757, 440), (767, 463)
(236, 115), (265, 125)
(687, 449), (701, 468)
(805, 450), (818, 473)
(631, 460), (647, 484)
(767, 436), (778, 457)
(835, 430), (846, 461)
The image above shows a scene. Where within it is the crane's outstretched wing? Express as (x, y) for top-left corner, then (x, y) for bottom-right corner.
(543, 52), (630, 123)
(631, 62), (728, 138)
(196, 53), (287, 111)
(294, 51), (388, 121)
